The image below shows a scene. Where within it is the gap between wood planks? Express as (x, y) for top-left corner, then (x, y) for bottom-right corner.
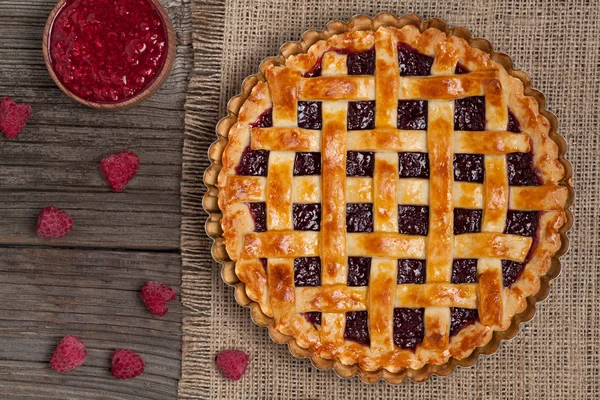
(0, 244), (182, 253)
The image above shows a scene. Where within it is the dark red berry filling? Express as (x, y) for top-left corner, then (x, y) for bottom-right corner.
(453, 154), (485, 183)
(504, 211), (539, 238)
(344, 311), (370, 345)
(303, 58), (322, 77)
(397, 259), (426, 284)
(454, 96), (486, 131)
(347, 50), (375, 75)
(502, 260), (526, 287)
(393, 308), (425, 349)
(297, 101), (322, 129)
(233, 108), (272, 176)
(247, 203), (267, 232)
(455, 63), (469, 74)
(450, 308), (479, 336)
(346, 151), (374, 177)
(292, 204), (321, 231)
(347, 101), (375, 130)
(398, 205), (429, 236)
(259, 258), (267, 273)
(304, 311), (322, 325)
(398, 152), (430, 178)
(398, 43), (433, 76)
(235, 146), (269, 176)
(507, 153), (541, 186)
(294, 257), (321, 287)
(453, 209), (483, 235)
(250, 108), (273, 128)
(49, 0), (168, 103)
(451, 259), (478, 284)
(347, 257), (371, 287)
(346, 203), (374, 233)
(507, 110), (521, 133)
(397, 100), (428, 130)
(294, 152), (321, 175)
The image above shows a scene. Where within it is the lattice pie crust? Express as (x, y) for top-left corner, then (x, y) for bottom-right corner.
(216, 23), (569, 374)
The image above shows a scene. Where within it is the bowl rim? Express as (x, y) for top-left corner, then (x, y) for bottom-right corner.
(42, 0), (177, 110)
(203, 13), (574, 384)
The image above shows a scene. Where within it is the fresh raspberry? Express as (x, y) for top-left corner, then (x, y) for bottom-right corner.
(36, 206), (73, 239)
(216, 350), (250, 381)
(0, 97), (32, 138)
(111, 349), (145, 379)
(141, 281), (177, 317)
(50, 335), (87, 374)
(99, 151), (140, 192)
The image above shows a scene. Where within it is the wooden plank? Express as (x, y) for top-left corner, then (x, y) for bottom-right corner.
(0, 247), (182, 400)
(0, 191), (180, 249)
(0, 126), (182, 192)
(0, 0), (193, 250)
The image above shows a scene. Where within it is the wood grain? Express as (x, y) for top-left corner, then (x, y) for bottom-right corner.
(0, 248), (182, 400)
(0, 0), (193, 250)
(0, 0), (192, 398)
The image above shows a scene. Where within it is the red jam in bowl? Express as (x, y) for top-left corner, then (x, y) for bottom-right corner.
(49, 0), (168, 104)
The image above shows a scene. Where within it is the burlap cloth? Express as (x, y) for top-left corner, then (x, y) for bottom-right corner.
(180, 1), (599, 398)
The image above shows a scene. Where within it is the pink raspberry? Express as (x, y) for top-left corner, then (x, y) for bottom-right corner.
(0, 97), (32, 138)
(50, 335), (87, 374)
(111, 349), (145, 379)
(141, 281), (176, 317)
(36, 206), (73, 238)
(99, 151), (140, 192)
(216, 350), (249, 381)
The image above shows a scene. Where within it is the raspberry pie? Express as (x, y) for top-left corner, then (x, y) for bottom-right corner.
(212, 16), (571, 381)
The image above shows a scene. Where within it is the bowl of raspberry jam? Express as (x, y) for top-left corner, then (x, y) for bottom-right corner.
(43, 0), (176, 109)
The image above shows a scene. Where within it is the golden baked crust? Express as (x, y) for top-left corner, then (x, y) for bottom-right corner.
(216, 24), (569, 375)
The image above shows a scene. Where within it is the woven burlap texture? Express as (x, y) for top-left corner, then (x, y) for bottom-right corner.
(180, 1), (599, 398)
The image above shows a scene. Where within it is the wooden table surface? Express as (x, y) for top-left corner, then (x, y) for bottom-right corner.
(0, 1), (192, 398)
